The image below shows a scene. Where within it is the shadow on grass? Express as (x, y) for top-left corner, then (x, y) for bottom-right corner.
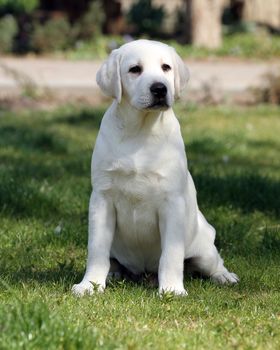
(52, 106), (105, 130)
(1, 114), (279, 219)
(0, 264), (83, 289)
(193, 172), (280, 217)
(0, 153), (91, 219)
(0, 125), (68, 154)
(186, 137), (280, 217)
(187, 137), (280, 173)
(0, 109), (97, 219)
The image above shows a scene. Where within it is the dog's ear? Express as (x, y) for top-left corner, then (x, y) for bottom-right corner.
(96, 49), (122, 103)
(171, 48), (190, 99)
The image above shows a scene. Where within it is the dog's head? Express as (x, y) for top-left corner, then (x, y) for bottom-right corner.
(96, 39), (189, 110)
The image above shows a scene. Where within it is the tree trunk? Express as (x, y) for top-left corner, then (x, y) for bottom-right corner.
(186, 0), (224, 49)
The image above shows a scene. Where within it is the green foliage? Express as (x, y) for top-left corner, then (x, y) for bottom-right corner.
(166, 32), (280, 60)
(218, 31), (280, 58)
(63, 32), (280, 61)
(127, 0), (165, 36)
(0, 0), (38, 14)
(72, 0), (105, 41)
(30, 1), (105, 54)
(0, 104), (279, 349)
(224, 21), (257, 35)
(254, 70), (280, 105)
(0, 14), (18, 52)
(31, 17), (71, 53)
(63, 35), (125, 60)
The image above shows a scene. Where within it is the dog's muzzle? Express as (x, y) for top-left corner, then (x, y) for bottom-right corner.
(149, 82), (168, 108)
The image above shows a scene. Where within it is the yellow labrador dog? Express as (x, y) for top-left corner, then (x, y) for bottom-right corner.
(72, 40), (238, 296)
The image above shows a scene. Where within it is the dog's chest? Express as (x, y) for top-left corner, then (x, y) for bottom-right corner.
(104, 156), (163, 272)
(107, 157), (164, 202)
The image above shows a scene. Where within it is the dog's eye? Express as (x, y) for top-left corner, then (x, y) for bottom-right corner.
(129, 65), (142, 74)
(162, 64), (171, 72)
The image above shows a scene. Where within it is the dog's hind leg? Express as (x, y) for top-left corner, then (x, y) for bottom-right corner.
(190, 211), (239, 284)
(190, 247), (239, 284)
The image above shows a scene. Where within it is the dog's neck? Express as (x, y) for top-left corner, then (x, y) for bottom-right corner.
(114, 99), (171, 136)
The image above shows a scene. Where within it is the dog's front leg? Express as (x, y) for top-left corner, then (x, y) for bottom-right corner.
(72, 191), (115, 296)
(158, 197), (187, 296)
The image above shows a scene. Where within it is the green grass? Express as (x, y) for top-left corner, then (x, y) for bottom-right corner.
(0, 103), (279, 349)
(59, 32), (280, 61)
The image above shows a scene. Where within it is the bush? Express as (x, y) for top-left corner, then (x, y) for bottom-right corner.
(0, 0), (38, 15)
(31, 17), (71, 53)
(254, 70), (280, 104)
(127, 0), (165, 36)
(224, 21), (257, 35)
(73, 0), (105, 41)
(0, 15), (18, 52)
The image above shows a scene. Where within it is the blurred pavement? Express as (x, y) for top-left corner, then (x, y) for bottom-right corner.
(0, 57), (279, 104)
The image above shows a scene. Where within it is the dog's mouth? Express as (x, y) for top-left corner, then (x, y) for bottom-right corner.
(147, 98), (169, 110)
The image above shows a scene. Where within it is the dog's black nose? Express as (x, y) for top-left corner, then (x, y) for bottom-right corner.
(150, 82), (167, 98)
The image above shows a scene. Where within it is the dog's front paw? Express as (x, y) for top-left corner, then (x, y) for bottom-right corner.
(159, 286), (188, 297)
(72, 280), (104, 296)
(211, 270), (239, 285)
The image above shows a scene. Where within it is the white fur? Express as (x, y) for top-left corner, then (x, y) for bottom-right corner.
(72, 40), (238, 297)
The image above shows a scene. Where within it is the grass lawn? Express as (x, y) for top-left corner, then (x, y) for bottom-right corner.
(0, 103), (279, 349)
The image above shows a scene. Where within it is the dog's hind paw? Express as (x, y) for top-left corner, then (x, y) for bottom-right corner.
(211, 270), (239, 285)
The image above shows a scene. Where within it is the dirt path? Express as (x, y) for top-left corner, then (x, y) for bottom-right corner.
(0, 57), (278, 103)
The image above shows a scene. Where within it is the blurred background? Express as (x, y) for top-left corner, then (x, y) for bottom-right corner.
(0, 0), (280, 107)
(0, 0), (280, 53)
